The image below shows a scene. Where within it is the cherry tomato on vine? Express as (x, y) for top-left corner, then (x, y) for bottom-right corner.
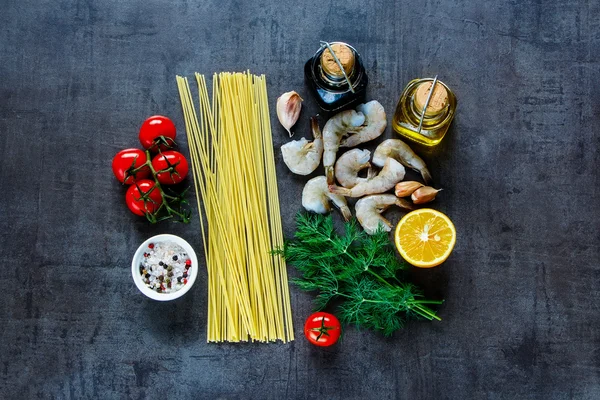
(304, 312), (341, 347)
(151, 150), (189, 185)
(112, 148), (150, 184)
(125, 179), (163, 216)
(139, 115), (177, 151)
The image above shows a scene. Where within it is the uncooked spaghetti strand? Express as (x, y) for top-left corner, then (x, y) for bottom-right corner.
(179, 76), (247, 341)
(179, 71), (294, 342)
(258, 76), (294, 341)
(254, 77), (285, 341)
(177, 76), (216, 339)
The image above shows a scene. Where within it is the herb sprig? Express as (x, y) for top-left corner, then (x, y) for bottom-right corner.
(277, 213), (443, 336)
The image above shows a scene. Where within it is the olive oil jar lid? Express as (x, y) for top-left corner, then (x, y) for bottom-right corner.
(320, 43), (355, 78)
(414, 81), (449, 116)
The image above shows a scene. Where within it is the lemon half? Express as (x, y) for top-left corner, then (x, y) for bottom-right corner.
(394, 208), (456, 268)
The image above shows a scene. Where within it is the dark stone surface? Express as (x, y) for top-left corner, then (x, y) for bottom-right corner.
(1, 0), (599, 399)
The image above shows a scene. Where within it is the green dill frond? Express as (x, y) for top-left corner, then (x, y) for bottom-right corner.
(314, 290), (336, 310)
(290, 277), (321, 292)
(294, 212), (334, 243)
(279, 212), (443, 335)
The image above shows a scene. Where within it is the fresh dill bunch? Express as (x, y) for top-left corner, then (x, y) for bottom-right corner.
(279, 212), (444, 336)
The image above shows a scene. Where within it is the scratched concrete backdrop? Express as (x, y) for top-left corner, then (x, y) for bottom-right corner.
(1, 0), (599, 399)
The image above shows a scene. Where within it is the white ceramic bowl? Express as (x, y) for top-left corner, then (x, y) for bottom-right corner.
(131, 234), (199, 301)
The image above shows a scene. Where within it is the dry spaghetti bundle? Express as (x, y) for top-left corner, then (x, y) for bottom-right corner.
(176, 72), (293, 343)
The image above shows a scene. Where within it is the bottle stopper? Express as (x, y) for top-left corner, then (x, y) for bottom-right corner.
(415, 79), (448, 116)
(320, 42), (355, 79)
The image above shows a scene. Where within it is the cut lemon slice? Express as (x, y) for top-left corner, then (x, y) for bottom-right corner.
(394, 208), (456, 268)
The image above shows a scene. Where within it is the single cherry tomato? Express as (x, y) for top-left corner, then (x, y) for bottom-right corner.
(151, 150), (189, 185)
(139, 115), (177, 151)
(112, 148), (150, 184)
(304, 312), (341, 347)
(125, 179), (163, 216)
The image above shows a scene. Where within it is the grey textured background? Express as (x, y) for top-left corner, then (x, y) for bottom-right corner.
(1, 0), (599, 399)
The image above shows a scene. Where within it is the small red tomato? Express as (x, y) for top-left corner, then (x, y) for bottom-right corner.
(139, 115), (177, 151)
(304, 312), (341, 347)
(151, 150), (189, 185)
(125, 179), (163, 216)
(112, 148), (150, 184)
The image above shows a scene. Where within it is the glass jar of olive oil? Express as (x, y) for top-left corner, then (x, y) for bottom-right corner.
(392, 78), (457, 146)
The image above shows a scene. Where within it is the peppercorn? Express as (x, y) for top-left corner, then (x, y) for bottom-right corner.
(145, 273), (150, 278)
(167, 282), (172, 288)
(172, 255), (178, 261)
(183, 273), (188, 278)
(158, 276), (164, 282)
(167, 266), (173, 272)
(167, 271), (174, 277)
(148, 243), (154, 249)
(159, 261), (164, 266)
(177, 277), (182, 283)
(185, 259), (192, 266)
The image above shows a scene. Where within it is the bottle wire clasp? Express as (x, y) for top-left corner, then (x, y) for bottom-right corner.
(319, 40), (355, 93)
(417, 74), (438, 134)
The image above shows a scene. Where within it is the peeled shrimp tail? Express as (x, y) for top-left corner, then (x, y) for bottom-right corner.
(395, 197), (415, 211)
(328, 191), (352, 221)
(328, 185), (352, 197)
(337, 203), (352, 221)
(420, 168), (433, 184)
(325, 166), (335, 185)
(310, 116), (321, 139)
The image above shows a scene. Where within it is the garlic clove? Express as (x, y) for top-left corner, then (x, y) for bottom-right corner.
(411, 186), (442, 204)
(395, 181), (424, 197)
(276, 91), (303, 137)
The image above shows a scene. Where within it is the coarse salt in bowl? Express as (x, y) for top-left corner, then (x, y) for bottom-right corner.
(131, 234), (199, 301)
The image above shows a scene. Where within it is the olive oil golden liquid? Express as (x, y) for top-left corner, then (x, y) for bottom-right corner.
(392, 78), (457, 147)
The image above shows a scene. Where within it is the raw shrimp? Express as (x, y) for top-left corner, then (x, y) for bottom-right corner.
(323, 110), (366, 184)
(334, 149), (375, 188)
(339, 100), (387, 148)
(355, 194), (414, 235)
(372, 139), (432, 183)
(329, 158), (405, 197)
(302, 176), (352, 221)
(281, 117), (323, 175)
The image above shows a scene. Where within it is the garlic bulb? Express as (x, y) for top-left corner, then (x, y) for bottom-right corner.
(276, 91), (303, 137)
(411, 186), (442, 204)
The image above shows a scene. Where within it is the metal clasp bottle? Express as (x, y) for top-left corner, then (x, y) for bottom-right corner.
(392, 76), (457, 146)
(304, 41), (368, 111)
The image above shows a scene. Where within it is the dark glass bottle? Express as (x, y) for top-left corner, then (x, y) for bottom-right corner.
(304, 42), (368, 112)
